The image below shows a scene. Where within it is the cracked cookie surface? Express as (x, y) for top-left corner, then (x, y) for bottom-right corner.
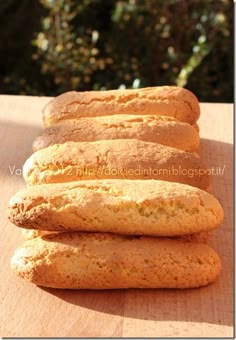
(8, 179), (223, 236)
(11, 231), (221, 289)
(33, 114), (200, 152)
(42, 86), (200, 126)
(24, 139), (210, 190)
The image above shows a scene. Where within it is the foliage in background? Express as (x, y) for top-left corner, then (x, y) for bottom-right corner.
(0, 0), (46, 94)
(0, 0), (233, 102)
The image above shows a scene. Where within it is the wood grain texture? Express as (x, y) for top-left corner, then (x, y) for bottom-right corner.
(0, 96), (233, 337)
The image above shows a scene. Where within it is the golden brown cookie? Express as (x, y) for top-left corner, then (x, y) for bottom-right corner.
(42, 86), (200, 126)
(24, 139), (210, 190)
(8, 179), (224, 236)
(33, 115), (200, 152)
(11, 232), (221, 289)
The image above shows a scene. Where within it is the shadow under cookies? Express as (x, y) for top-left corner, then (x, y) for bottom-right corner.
(42, 279), (231, 327)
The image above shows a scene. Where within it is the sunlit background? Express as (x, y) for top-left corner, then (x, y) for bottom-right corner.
(0, 0), (233, 102)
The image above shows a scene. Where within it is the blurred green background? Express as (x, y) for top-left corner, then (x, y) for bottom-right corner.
(0, 0), (233, 102)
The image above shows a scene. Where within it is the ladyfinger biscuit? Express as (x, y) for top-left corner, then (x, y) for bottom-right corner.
(24, 139), (210, 191)
(8, 179), (224, 236)
(42, 86), (200, 127)
(10, 232), (221, 289)
(21, 229), (209, 243)
(33, 115), (200, 152)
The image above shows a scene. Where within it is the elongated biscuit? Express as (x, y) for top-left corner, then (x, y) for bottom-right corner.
(24, 139), (210, 191)
(8, 179), (223, 236)
(42, 86), (200, 127)
(11, 232), (221, 289)
(21, 229), (209, 243)
(33, 115), (200, 152)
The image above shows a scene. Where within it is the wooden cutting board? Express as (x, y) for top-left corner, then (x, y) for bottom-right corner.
(0, 96), (233, 337)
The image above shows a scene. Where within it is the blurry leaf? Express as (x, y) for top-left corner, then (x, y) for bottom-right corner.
(132, 78), (140, 88)
(176, 42), (211, 87)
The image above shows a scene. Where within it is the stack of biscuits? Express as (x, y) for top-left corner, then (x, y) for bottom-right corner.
(8, 86), (224, 289)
